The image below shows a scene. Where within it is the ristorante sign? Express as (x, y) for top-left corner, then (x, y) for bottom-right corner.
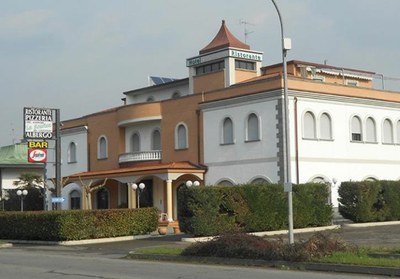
(24, 107), (55, 139)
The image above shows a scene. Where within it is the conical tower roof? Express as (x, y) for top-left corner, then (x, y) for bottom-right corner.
(199, 20), (250, 54)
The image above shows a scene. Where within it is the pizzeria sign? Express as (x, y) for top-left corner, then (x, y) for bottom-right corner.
(24, 107), (55, 139)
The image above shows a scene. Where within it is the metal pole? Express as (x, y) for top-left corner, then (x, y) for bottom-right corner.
(271, 0), (294, 244)
(137, 191), (140, 209)
(55, 109), (61, 210)
(21, 197), (23, 212)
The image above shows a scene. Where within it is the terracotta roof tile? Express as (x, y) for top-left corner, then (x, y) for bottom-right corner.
(67, 161), (206, 181)
(199, 20), (250, 54)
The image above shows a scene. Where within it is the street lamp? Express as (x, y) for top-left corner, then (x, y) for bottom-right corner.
(0, 195), (9, 211)
(270, 0), (294, 244)
(16, 189), (28, 212)
(185, 180), (200, 187)
(129, 183), (145, 208)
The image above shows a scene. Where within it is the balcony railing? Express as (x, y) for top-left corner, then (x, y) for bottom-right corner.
(119, 150), (162, 164)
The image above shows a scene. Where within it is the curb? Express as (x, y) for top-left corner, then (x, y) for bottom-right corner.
(0, 243), (12, 248)
(126, 253), (400, 277)
(4, 234), (159, 246)
(343, 220), (400, 228)
(181, 225), (340, 243)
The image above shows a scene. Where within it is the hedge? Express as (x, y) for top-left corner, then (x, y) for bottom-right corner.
(178, 183), (332, 236)
(339, 180), (400, 222)
(0, 207), (159, 241)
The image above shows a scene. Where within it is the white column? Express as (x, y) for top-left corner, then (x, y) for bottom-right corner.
(166, 179), (173, 221)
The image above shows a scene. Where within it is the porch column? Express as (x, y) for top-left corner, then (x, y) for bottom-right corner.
(166, 179), (173, 221)
(127, 184), (137, 209)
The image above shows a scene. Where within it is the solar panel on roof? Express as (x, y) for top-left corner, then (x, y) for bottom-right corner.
(149, 76), (178, 86)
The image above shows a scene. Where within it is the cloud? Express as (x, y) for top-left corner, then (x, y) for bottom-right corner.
(0, 9), (55, 38)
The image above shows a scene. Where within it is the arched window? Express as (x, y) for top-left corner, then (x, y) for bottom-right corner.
(383, 119), (394, 143)
(175, 123), (188, 149)
(172, 91), (181, 99)
(397, 121), (400, 144)
(247, 113), (260, 141)
(131, 133), (140, 152)
(67, 142), (77, 163)
(152, 129), (161, 150)
(222, 117), (234, 144)
(217, 180), (234, 186)
(366, 117), (377, 142)
(303, 111), (316, 139)
(251, 177), (270, 184)
(312, 176), (327, 184)
(98, 136), (108, 159)
(351, 116), (362, 142)
(69, 190), (81, 210)
(146, 96), (155, 102)
(320, 113), (332, 140)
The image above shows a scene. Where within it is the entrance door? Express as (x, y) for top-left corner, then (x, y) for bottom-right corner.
(96, 188), (109, 209)
(138, 179), (153, 208)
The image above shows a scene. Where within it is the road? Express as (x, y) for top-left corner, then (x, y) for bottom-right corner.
(0, 245), (386, 279)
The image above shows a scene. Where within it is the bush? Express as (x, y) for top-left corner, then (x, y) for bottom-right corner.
(0, 207), (159, 241)
(182, 232), (353, 262)
(178, 183), (332, 236)
(338, 180), (400, 222)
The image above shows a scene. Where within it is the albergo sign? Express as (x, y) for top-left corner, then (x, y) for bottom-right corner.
(24, 107), (55, 139)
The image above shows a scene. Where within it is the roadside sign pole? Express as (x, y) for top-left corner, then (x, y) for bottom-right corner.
(55, 109), (61, 210)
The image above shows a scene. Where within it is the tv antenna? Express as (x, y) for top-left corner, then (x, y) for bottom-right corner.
(240, 19), (255, 44)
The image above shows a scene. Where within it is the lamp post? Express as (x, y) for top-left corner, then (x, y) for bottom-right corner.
(129, 183), (145, 208)
(270, 0), (294, 244)
(16, 189), (28, 212)
(185, 180), (200, 187)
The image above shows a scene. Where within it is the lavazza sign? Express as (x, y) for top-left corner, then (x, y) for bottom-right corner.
(24, 107), (55, 139)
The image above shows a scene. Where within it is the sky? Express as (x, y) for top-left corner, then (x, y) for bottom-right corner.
(1, 0), (400, 147)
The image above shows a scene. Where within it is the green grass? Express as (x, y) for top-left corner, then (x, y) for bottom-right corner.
(134, 246), (184, 256)
(316, 249), (400, 267)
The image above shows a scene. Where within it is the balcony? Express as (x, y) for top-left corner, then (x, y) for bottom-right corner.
(119, 150), (162, 164)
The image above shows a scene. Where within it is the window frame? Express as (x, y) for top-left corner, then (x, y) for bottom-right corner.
(151, 128), (162, 150)
(382, 118), (394, 144)
(221, 117), (234, 145)
(131, 132), (141, 152)
(67, 141), (77, 163)
(97, 135), (108, 159)
(246, 112), (261, 142)
(319, 112), (333, 140)
(350, 115), (363, 142)
(175, 122), (188, 150)
(365, 117), (377, 143)
(303, 111), (317, 140)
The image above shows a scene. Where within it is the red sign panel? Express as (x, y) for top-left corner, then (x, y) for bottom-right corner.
(28, 148), (47, 163)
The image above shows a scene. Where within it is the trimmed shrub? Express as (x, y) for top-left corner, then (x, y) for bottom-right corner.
(293, 183), (332, 227)
(381, 180), (400, 221)
(178, 183), (332, 236)
(339, 181), (388, 222)
(0, 207), (159, 241)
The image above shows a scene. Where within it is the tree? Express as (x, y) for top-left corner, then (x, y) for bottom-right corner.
(11, 173), (45, 211)
(13, 173), (43, 189)
(79, 177), (108, 210)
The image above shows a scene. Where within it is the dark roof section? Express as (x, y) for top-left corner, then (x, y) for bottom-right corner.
(199, 20), (250, 54)
(262, 60), (376, 75)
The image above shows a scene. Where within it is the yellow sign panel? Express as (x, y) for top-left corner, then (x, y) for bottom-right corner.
(28, 141), (48, 149)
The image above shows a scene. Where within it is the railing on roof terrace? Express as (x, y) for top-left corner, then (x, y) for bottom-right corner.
(118, 150), (162, 164)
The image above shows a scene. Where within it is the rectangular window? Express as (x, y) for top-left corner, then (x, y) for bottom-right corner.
(235, 60), (255, 71)
(346, 80), (359, 87)
(352, 133), (362, 141)
(196, 61), (225, 75)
